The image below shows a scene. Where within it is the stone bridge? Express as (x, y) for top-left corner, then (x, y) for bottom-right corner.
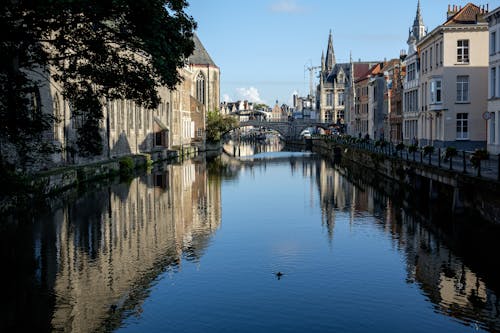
(238, 119), (329, 139)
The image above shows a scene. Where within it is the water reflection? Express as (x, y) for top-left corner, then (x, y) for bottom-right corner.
(1, 159), (221, 332)
(1, 145), (500, 332)
(223, 136), (284, 157)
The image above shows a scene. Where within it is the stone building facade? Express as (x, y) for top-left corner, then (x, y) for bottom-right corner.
(317, 31), (379, 133)
(29, 33), (219, 170)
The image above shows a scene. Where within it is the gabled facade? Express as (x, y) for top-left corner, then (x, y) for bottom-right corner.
(485, 6), (500, 154)
(317, 31), (379, 128)
(417, 3), (489, 149)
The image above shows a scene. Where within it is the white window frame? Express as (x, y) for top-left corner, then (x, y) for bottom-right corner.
(457, 40), (469, 64)
(456, 75), (469, 103)
(456, 113), (468, 139)
(430, 79), (442, 104)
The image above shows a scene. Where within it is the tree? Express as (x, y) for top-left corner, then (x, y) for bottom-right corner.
(206, 110), (239, 143)
(1, 0), (196, 168)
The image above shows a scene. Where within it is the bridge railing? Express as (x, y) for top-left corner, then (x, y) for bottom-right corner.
(317, 135), (500, 181)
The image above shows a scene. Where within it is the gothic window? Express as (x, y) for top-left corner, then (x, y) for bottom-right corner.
(196, 72), (205, 104)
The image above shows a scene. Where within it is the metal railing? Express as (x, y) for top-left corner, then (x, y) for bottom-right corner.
(316, 135), (500, 181)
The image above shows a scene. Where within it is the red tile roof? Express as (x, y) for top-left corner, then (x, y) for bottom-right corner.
(444, 3), (486, 25)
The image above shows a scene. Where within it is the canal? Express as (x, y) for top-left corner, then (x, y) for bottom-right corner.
(2, 143), (500, 332)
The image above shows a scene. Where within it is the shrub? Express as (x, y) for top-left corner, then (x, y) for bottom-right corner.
(408, 144), (418, 153)
(422, 145), (434, 156)
(395, 143), (405, 151)
(444, 146), (457, 159)
(119, 156), (135, 176)
(470, 149), (489, 168)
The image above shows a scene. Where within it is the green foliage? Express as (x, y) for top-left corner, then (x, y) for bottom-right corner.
(444, 146), (458, 159)
(470, 149), (489, 168)
(206, 110), (239, 143)
(408, 144), (418, 153)
(395, 143), (405, 151)
(422, 145), (434, 156)
(1, 0), (196, 166)
(253, 103), (269, 111)
(119, 156), (135, 177)
(374, 139), (387, 148)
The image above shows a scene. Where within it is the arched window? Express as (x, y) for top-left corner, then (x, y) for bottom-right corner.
(196, 72), (205, 104)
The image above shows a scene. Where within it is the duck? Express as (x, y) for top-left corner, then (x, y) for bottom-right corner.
(275, 271), (284, 279)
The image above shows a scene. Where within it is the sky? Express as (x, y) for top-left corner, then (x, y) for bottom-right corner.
(186, 0), (499, 106)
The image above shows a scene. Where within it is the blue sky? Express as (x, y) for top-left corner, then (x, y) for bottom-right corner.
(186, 0), (497, 106)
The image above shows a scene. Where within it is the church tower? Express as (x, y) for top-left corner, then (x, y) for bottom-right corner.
(407, 0), (426, 54)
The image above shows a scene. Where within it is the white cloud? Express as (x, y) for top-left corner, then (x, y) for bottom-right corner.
(222, 94), (231, 103)
(235, 87), (264, 103)
(270, 0), (305, 13)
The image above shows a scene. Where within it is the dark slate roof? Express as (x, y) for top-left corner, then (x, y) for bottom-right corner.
(326, 63), (350, 83)
(189, 34), (217, 67)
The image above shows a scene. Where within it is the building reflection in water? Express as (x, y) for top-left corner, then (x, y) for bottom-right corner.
(311, 158), (500, 332)
(14, 159), (222, 333)
(3, 148), (500, 332)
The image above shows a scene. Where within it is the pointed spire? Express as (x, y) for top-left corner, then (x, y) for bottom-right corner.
(325, 30), (336, 71)
(412, 0), (425, 41)
(321, 51), (325, 71)
(414, 0), (424, 26)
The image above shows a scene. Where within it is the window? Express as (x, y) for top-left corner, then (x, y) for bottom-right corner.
(440, 41), (443, 64)
(456, 75), (469, 102)
(492, 67), (497, 98)
(327, 93), (333, 106)
(430, 80), (442, 104)
(196, 72), (205, 104)
(435, 43), (439, 67)
(338, 92), (344, 106)
(456, 113), (468, 139)
(457, 40), (469, 63)
(430, 47), (433, 70)
(155, 132), (162, 146)
(491, 31), (497, 55)
(407, 63), (416, 81)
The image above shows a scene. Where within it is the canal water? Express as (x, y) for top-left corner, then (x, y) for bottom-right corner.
(2, 144), (500, 332)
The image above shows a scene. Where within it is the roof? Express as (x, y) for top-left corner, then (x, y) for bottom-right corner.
(189, 34), (217, 67)
(326, 63), (350, 83)
(444, 3), (487, 26)
(355, 63), (383, 84)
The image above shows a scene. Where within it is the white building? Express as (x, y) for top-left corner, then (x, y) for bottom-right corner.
(417, 3), (489, 150)
(485, 6), (500, 154)
(402, 0), (426, 144)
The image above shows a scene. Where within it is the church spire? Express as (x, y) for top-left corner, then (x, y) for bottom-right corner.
(325, 30), (336, 71)
(407, 0), (426, 55)
(321, 51), (325, 71)
(412, 0), (425, 41)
